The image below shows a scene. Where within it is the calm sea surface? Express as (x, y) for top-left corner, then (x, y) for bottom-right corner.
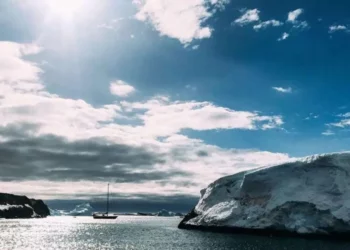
(1, 216), (350, 250)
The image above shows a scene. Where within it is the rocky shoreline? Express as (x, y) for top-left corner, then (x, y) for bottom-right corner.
(0, 193), (50, 219)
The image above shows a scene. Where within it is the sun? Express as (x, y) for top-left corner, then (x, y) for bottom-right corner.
(46, 0), (86, 19)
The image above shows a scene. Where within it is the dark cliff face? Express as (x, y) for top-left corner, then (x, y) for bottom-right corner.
(0, 193), (50, 219)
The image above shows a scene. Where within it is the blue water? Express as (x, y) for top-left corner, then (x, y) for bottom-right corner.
(0, 216), (349, 249)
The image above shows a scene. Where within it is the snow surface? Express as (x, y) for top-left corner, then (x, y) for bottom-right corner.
(184, 152), (350, 234)
(0, 204), (23, 210)
(0, 204), (38, 217)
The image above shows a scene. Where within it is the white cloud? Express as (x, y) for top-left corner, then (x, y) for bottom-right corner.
(234, 9), (260, 25)
(287, 9), (303, 23)
(277, 32), (290, 41)
(292, 21), (308, 30)
(272, 86), (292, 93)
(191, 45), (200, 50)
(253, 20), (283, 30)
(287, 8), (308, 30)
(133, 0), (229, 44)
(330, 120), (350, 128)
(328, 113), (350, 128)
(322, 130), (335, 136)
(0, 41), (291, 199)
(0, 42), (43, 83)
(121, 97), (283, 137)
(329, 25), (348, 33)
(338, 112), (350, 118)
(110, 80), (136, 97)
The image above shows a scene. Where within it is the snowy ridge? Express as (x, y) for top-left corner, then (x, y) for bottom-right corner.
(0, 204), (24, 210)
(0, 204), (37, 217)
(181, 152), (350, 235)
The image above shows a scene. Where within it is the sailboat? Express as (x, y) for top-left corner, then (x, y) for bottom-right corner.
(93, 183), (118, 219)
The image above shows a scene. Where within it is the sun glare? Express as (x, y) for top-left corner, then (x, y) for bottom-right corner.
(46, 0), (86, 19)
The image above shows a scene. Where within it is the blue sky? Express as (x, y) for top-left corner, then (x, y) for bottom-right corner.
(1, 0), (350, 203)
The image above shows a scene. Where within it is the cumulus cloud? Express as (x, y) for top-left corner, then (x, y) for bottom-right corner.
(0, 41), (291, 199)
(287, 8), (308, 30)
(133, 0), (229, 44)
(234, 9), (260, 25)
(110, 80), (135, 97)
(329, 25), (348, 33)
(0, 42), (43, 83)
(253, 20), (283, 30)
(272, 86), (292, 93)
(287, 9), (303, 23)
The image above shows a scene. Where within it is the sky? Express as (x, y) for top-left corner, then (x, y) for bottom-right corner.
(1, 0), (350, 211)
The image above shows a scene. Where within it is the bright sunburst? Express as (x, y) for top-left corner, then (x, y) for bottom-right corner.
(46, 0), (86, 19)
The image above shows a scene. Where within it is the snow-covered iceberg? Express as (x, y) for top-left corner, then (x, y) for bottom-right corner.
(155, 209), (179, 217)
(179, 152), (350, 238)
(50, 203), (94, 216)
(49, 208), (68, 216)
(69, 203), (94, 216)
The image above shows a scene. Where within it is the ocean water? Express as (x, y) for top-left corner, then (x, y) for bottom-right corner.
(1, 216), (350, 250)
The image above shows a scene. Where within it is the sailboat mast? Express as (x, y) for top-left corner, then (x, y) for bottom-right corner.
(106, 183), (109, 214)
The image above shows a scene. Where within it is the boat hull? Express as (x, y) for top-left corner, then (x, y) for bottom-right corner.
(93, 214), (118, 219)
(93, 216), (118, 219)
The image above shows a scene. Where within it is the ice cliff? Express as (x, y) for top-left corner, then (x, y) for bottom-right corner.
(0, 193), (50, 219)
(179, 152), (350, 238)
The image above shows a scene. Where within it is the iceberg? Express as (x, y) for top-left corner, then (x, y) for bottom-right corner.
(50, 203), (94, 216)
(49, 208), (68, 216)
(179, 152), (350, 238)
(155, 209), (175, 217)
(69, 203), (94, 216)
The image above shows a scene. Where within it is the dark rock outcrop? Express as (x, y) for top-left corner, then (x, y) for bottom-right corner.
(0, 193), (50, 219)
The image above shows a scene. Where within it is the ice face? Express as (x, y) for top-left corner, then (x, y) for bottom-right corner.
(182, 152), (350, 235)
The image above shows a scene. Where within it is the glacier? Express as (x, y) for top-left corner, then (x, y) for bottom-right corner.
(179, 152), (350, 238)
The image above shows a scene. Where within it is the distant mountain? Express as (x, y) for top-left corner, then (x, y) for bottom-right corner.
(0, 193), (50, 219)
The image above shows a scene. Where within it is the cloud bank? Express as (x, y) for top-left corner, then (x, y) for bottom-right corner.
(0, 41), (291, 200)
